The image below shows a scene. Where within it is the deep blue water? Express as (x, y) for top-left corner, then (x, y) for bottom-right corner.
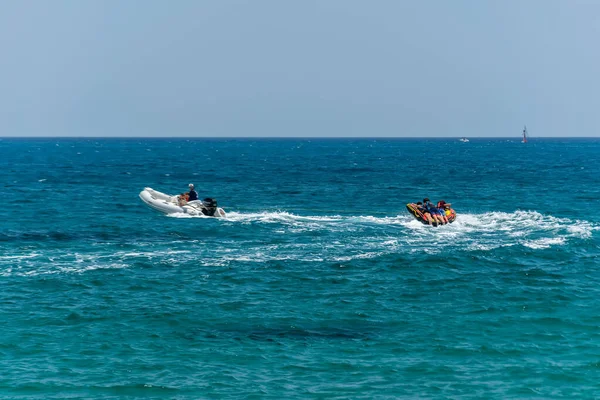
(1, 137), (599, 398)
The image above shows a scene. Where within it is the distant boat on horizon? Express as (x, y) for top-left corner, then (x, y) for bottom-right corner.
(459, 137), (469, 142)
(522, 126), (528, 143)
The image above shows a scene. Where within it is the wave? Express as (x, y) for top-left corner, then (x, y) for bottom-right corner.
(1, 210), (596, 276)
(170, 209), (595, 239)
(167, 209), (597, 254)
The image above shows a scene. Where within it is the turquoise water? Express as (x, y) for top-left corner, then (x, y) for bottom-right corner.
(1, 138), (599, 398)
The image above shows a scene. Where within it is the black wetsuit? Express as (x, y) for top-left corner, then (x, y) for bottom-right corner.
(188, 189), (198, 201)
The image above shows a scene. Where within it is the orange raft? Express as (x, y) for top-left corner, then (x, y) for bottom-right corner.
(406, 203), (456, 226)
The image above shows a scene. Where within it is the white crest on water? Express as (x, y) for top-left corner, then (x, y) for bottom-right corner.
(1, 210), (595, 276)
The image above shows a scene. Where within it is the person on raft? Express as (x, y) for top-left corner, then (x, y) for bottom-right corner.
(423, 198), (448, 225)
(415, 201), (434, 225)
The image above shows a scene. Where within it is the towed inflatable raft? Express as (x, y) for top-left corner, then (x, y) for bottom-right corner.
(406, 203), (456, 226)
(139, 187), (226, 217)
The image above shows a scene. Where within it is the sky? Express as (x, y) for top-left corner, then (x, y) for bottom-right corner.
(1, 1), (599, 137)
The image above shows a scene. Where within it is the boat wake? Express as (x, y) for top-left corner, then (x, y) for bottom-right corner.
(173, 208), (593, 234)
(169, 209), (595, 250)
(1, 211), (596, 276)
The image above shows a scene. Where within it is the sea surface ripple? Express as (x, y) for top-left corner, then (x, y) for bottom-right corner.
(1, 138), (599, 398)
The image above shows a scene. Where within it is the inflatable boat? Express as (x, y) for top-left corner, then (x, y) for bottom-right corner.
(139, 187), (226, 217)
(406, 203), (456, 226)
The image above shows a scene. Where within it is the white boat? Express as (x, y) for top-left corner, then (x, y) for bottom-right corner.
(139, 187), (226, 217)
(459, 137), (469, 142)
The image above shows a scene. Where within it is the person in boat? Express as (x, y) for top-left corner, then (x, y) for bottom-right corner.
(436, 202), (450, 224)
(437, 200), (452, 218)
(415, 201), (434, 225)
(187, 184), (198, 201)
(423, 198), (447, 225)
(178, 193), (189, 206)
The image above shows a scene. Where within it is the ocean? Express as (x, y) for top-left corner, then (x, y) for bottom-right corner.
(1, 137), (599, 398)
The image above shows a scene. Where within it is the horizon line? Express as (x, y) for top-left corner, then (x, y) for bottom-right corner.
(1, 136), (599, 140)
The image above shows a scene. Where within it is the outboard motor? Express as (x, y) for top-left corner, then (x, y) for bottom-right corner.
(201, 198), (218, 217)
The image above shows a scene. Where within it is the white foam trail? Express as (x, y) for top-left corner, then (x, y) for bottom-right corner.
(0, 253), (41, 260)
(167, 213), (212, 219)
(524, 237), (566, 249)
(163, 209), (595, 249)
(1, 210), (595, 276)
(404, 210), (596, 252)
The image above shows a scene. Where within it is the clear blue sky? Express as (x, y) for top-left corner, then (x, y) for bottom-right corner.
(1, 1), (598, 137)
